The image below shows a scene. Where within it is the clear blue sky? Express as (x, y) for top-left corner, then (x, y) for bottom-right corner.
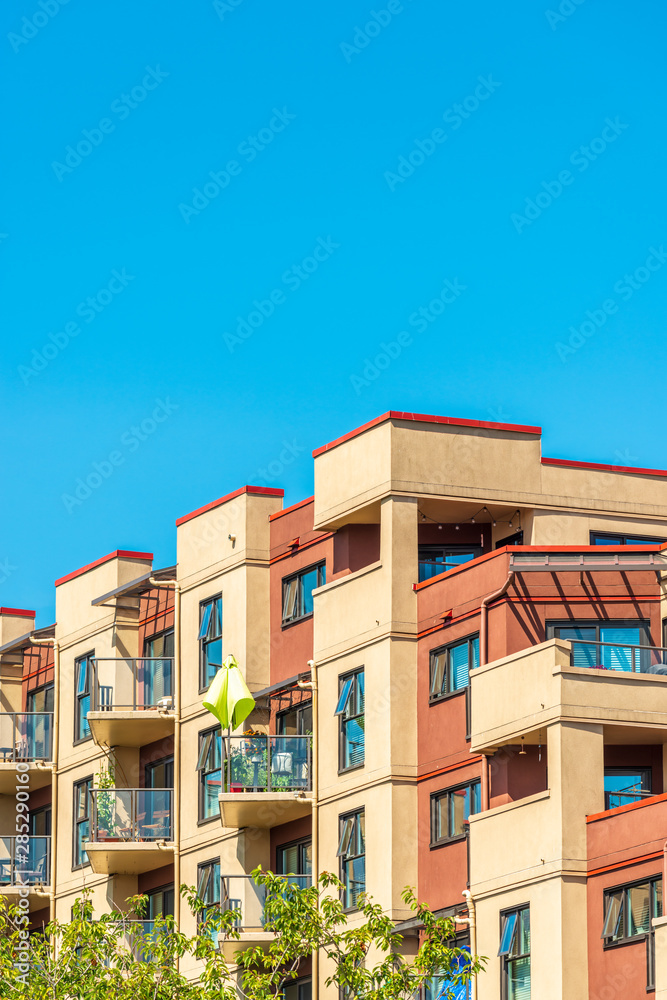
(2, 0), (666, 625)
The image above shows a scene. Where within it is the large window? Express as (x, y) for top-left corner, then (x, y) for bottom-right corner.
(73, 777), (92, 869)
(602, 876), (662, 945)
(431, 781), (481, 846)
(422, 946), (471, 1000)
(418, 546), (482, 583)
(499, 906), (530, 999)
(199, 596), (222, 690)
(591, 531), (666, 546)
(74, 652), (94, 742)
(337, 809), (365, 910)
(430, 636), (480, 701)
(282, 563), (326, 625)
(197, 727), (222, 821)
(547, 621), (649, 671)
(197, 859), (221, 939)
(143, 629), (174, 704)
(335, 669), (364, 771)
(604, 767), (652, 809)
(27, 685), (54, 714)
(277, 700), (312, 736)
(277, 838), (312, 877)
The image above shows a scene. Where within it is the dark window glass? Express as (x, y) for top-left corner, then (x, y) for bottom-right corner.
(197, 859), (221, 941)
(73, 777), (92, 868)
(27, 685), (54, 714)
(418, 546), (482, 583)
(602, 876), (662, 946)
(337, 809), (365, 910)
(277, 701), (312, 736)
(199, 597), (222, 689)
(431, 782), (481, 844)
(277, 839), (312, 876)
(143, 629), (174, 704)
(197, 727), (222, 821)
(75, 653), (94, 742)
(591, 532), (665, 546)
(282, 564), (326, 624)
(499, 906), (530, 999)
(336, 669), (364, 770)
(430, 636), (480, 700)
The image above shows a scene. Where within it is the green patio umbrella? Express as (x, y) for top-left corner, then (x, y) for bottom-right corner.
(203, 654), (255, 730)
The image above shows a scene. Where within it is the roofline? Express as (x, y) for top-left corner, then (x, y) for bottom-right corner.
(55, 550), (153, 588)
(176, 485), (284, 527)
(312, 411), (542, 458)
(0, 607), (35, 618)
(542, 456), (667, 479)
(0, 630), (34, 654)
(269, 496), (314, 522)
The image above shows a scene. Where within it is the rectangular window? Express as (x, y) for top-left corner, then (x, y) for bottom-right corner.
(74, 652), (94, 742)
(197, 727), (222, 821)
(422, 945), (471, 1000)
(146, 885), (174, 920)
(282, 563), (326, 625)
(197, 858), (221, 940)
(547, 620), (650, 672)
(418, 546), (482, 583)
(277, 838), (312, 877)
(277, 701), (312, 736)
(283, 979), (312, 1000)
(591, 531), (666, 546)
(146, 755), (174, 789)
(431, 781), (481, 845)
(430, 636), (480, 701)
(199, 596), (222, 690)
(143, 629), (174, 704)
(604, 767), (651, 810)
(337, 808), (365, 910)
(602, 876), (662, 945)
(27, 685), (54, 714)
(73, 777), (92, 869)
(335, 669), (364, 771)
(499, 905), (530, 999)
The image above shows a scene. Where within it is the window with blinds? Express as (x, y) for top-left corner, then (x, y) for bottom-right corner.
(337, 809), (365, 910)
(281, 563), (326, 625)
(602, 876), (662, 944)
(335, 668), (364, 771)
(431, 781), (481, 845)
(548, 621), (649, 672)
(429, 636), (480, 701)
(499, 906), (530, 1000)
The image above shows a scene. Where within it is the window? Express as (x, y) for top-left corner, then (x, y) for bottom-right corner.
(282, 563), (326, 625)
(29, 806), (51, 837)
(283, 979), (311, 1000)
(199, 596), (222, 690)
(423, 946), (471, 1000)
(197, 859), (221, 939)
(146, 755), (174, 789)
(418, 546), (482, 583)
(547, 621), (649, 671)
(499, 906), (530, 999)
(604, 767), (651, 809)
(277, 838), (312, 877)
(430, 636), (480, 701)
(602, 876), (662, 945)
(197, 727), (222, 821)
(431, 781), (481, 845)
(591, 531), (666, 546)
(495, 531), (524, 549)
(335, 669), (364, 771)
(146, 885), (174, 920)
(73, 777), (92, 869)
(337, 809), (365, 910)
(74, 652), (94, 742)
(27, 685), (54, 714)
(143, 629), (174, 704)
(277, 701), (312, 736)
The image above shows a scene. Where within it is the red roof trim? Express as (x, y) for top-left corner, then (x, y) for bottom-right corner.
(542, 456), (667, 479)
(55, 550), (153, 588)
(0, 607), (35, 618)
(312, 411), (542, 458)
(269, 496), (314, 522)
(586, 791), (667, 824)
(176, 486), (284, 527)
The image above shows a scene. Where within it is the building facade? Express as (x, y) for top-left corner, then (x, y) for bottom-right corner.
(4, 410), (667, 997)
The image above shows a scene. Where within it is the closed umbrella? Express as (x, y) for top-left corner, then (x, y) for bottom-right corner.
(202, 654), (255, 730)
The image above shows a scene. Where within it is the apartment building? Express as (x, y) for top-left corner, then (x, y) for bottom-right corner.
(4, 410), (667, 998)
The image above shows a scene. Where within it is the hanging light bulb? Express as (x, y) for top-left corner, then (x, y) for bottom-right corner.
(421, 513), (427, 521)
(438, 523), (443, 530)
(455, 524), (460, 531)
(492, 521), (497, 527)
(471, 517), (475, 524)
(519, 737), (527, 755)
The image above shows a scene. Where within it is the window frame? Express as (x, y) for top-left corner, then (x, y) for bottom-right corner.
(602, 874), (662, 948)
(418, 544), (483, 583)
(198, 595), (223, 693)
(145, 754), (174, 790)
(499, 904), (531, 1000)
(277, 836), (312, 876)
(591, 531), (666, 546)
(281, 562), (326, 627)
(26, 684), (54, 714)
(337, 807), (365, 912)
(73, 652), (94, 745)
(336, 668), (365, 774)
(72, 775), (93, 871)
(197, 725), (222, 824)
(430, 780), (481, 847)
(429, 634), (480, 704)
(196, 858), (221, 933)
(604, 766), (652, 810)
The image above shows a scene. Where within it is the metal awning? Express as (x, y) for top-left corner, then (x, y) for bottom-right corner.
(91, 566), (177, 607)
(0, 623), (55, 655)
(252, 671), (311, 701)
(509, 552), (667, 573)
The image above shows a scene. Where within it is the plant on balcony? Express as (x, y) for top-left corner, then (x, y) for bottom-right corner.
(94, 762), (117, 840)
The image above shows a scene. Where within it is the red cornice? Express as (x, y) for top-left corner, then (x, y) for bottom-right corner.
(0, 607), (35, 618)
(542, 456), (667, 478)
(312, 411), (542, 458)
(55, 550), (153, 588)
(269, 496), (314, 522)
(176, 486), (284, 527)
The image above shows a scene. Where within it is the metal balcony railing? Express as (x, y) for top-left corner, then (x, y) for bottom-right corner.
(91, 658), (175, 711)
(221, 874), (312, 930)
(89, 788), (173, 842)
(0, 713), (53, 763)
(570, 639), (667, 674)
(0, 836), (51, 885)
(604, 786), (655, 810)
(221, 736), (312, 793)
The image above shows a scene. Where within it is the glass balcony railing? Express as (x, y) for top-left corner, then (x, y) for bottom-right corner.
(0, 714), (53, 762)
(221, 736), (312, 793)
(91, 658), (175, 711)
(221, 874), (311, 930)
(0, 836), (51, 885)
(570, 639), (667, 674)
(89, 789), (173, 842)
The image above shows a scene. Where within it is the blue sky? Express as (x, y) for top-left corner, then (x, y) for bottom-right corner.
(2, 0), (666, 624)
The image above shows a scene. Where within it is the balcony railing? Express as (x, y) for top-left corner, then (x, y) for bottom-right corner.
(221, 874), (311, 930)
(604, 786), (655, 810)
(89, 789), (173, 842)
(91, 658), (175, 711)
(0, 836), (50, 885)
(221, 736), (312, 793)
(0, 714), (53, 762)
(124, 920), (174, 962)
(570, 639), (667, 674)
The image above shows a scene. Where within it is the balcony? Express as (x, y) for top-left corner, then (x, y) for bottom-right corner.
(87, 658), (175, 747)
(218, 736), (313, 829)
(0, 714), (53, 793)
(85, 788), (174, 875)
(217, 873), (311, 961)
(123, 920), (174, 962)
(0, 836), (51, 911)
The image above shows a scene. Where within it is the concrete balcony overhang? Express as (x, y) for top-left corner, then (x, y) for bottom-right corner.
(470, 638), (667, 753)
(87, 710), (175, 748)
(218, 931), (274, 962)
(219, 791), (313, 829)
(0, 885), (51, 912)
(0, 762), (52, 795)
(84, 841), (175, 875)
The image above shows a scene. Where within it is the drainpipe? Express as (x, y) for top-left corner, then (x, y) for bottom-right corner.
(30, 637), (59, 927)
(298, 660), (318, 998)
(479, 571), (514, 811)
(460, 890), (477, 1000)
